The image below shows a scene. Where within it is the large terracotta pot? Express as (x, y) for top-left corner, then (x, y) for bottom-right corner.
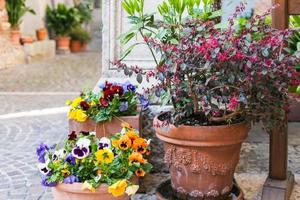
(288, 93), (300, 122)
(154, 113), (250, 200)
(56, 36), (70, 50)
(70, 40), (82, 53)
(36, 28), (47, 41)
(69, 114), (141, 138)
(52, 183), (129, 200)
(10, 30), (21, 45)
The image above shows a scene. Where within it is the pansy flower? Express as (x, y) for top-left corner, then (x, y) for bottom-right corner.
(125, 130), (139, 141)
(119, 102), (128, 112)
(118, 135), (132, 150)
(108, 179), (128, 197)
(129, 152), (146, 164)
(65, 154), (76, 166)
(52, 149), (67, 161)
(80, 101), (90, 111)
(80, 131), (90, 136)
(72, 138), (91, 159)
(98, 137), (111, 150)
(138, 95), (149, 110)
(64, 175), (79, 184)
(135, 168), (146, 177)
(68, 131), (77, 141)
(38, 163), (51, 176)
(132, 138), (148, 154)
(41, 176), (57, 187)
(99, 97), (109, 107)
(36, 143), (49, 163)
(95, 148), (114, 164)
(122, 81), (136, 93)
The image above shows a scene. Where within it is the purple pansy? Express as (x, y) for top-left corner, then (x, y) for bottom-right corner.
(119, 102), (128, 112)
(65, 154), (76, 166)
(41, 176), (57, 187)
(122, 81), (136, 93)
(98, 137), (111, 150)
(38, 163), (51, 176)
(36, 143), (49, 163)
(138, 95), (149, 110)
(63, 175), (79, 184)
(72, 146), (89, 159)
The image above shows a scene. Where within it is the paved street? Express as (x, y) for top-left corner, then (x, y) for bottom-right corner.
(0, 52), (300, 199)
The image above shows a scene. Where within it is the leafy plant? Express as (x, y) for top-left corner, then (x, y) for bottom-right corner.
(46, 4), (81, 37)
(70, 27), (91, 43)
(76, 2), (93, 24)
(67, 81), (149, 123)
(119, 0), (220, 63)
(6, 0), (35, 29)
(36, 126), (152, 196)
(116, 4), (299, 130)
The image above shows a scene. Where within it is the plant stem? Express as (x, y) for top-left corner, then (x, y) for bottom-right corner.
(139, 29), (159, 66)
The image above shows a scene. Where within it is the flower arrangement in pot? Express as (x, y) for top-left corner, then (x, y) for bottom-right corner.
(116, 0), (299, 199)
(5, 0), (35, 45)
(36, 125), (152, 200)
(45, 3), (81, 51)
(69, 26), (91, 53)
(67, 81), (149, 138)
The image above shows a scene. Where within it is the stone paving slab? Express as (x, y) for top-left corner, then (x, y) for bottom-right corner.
(0, 52), (101, 92)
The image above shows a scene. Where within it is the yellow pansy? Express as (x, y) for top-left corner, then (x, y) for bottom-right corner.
(75, 109), (88, 122)
(65, 100), (71, 106)
(61, 169), (70, 176)
(125, 185), (139, 196)
(90, 101), (96, 106)
(82, 181), (96, 193)
(126, 130), (139, 141)
(68, 110), (77, 119)
(108, 180), (128, 197)
(95, 148), (114, 164)
(71, 97), (83, 108)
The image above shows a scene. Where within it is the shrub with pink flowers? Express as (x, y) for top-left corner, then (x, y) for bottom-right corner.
(116, 3), (299, 130)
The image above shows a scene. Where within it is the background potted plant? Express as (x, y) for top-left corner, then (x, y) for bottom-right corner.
(45, 3), (81, 51)
(67, 81), (149, 138)
(5, 0), (35, 45)
(69, 26), (91, 53)
(36, 27), (47, 41)
(36, 126), (152, 200)
(117, 1), (299, 199)
(287, 15), (300, 121)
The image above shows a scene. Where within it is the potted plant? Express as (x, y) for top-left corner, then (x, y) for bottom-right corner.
(287, 15), (300, 121)
(69, 27), (91, 52)
(67, 81), (149, 138)
(36, 126), (152, 200)
(5, 0), (35, 45)
(36, 27), (47, 41)
(45, 3), (81, 51)
(116, 1), (299, 199)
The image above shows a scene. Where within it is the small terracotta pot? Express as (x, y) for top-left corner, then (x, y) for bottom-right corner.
(154, 113), (250, 200)
(69, 113), (141, 138)
(21, 37), (33, 45)
(81, 43), (87, 51)
(288, 93), (300, 122)
(70, 40), (82, 53)
(10, 30), (21, 45)
(56, 36), (70, 50)
(52, 183), (129, 200)
(36, 28), (47, 41)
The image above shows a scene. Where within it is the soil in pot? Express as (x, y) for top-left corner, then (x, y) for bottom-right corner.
(10, 30), (21, 45)
(52, 182), (130, 200)
(154, 113), (250, 200)
(36, 28), (47, 41)
(70, 40), (82, 53)
(56, 36), (70, 50)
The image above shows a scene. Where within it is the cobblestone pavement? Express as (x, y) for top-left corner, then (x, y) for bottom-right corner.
(0, 52), (101, 92)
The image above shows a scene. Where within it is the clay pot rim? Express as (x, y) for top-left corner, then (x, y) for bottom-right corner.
(154, 112), (250, 147)
(54, 182), (111, 194)
(56, 36), (71, 40)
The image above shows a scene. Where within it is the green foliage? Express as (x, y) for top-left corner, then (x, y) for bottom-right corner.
(6, 0), (35, 29)
(75, 2), (93, 24)
(70, 27), (91, 43)
(46, 4), (81, 36)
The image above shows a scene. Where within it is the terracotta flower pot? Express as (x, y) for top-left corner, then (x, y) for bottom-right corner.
(56, 36), (70, 50)
(10, 30), (21, 45)
(288, 93), (300, 122)
(36, 28), (47, 41)
(52, 183), (129, 200)
(154, 113), (250, 200)
(69, 114), (141, 138)
(21, 37), (33, 45)
(70, 40), (82, 53)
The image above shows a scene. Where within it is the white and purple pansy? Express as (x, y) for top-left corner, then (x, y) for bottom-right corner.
(38, 162), (50, 176)
(98, 137), (111, 150)
(52, 149), (67, 161)
(72, 138), (91, 159)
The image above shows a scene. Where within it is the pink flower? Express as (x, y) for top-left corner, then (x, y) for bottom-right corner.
(217, 53), (227, 62)
(228, 96), (239, 111)
(235, 52), (244, 60)
(195, 45), (206, 54)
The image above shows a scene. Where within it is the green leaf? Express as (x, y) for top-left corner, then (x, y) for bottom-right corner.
(137, 73), (143, 83)
(120, 43), (139, 61)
